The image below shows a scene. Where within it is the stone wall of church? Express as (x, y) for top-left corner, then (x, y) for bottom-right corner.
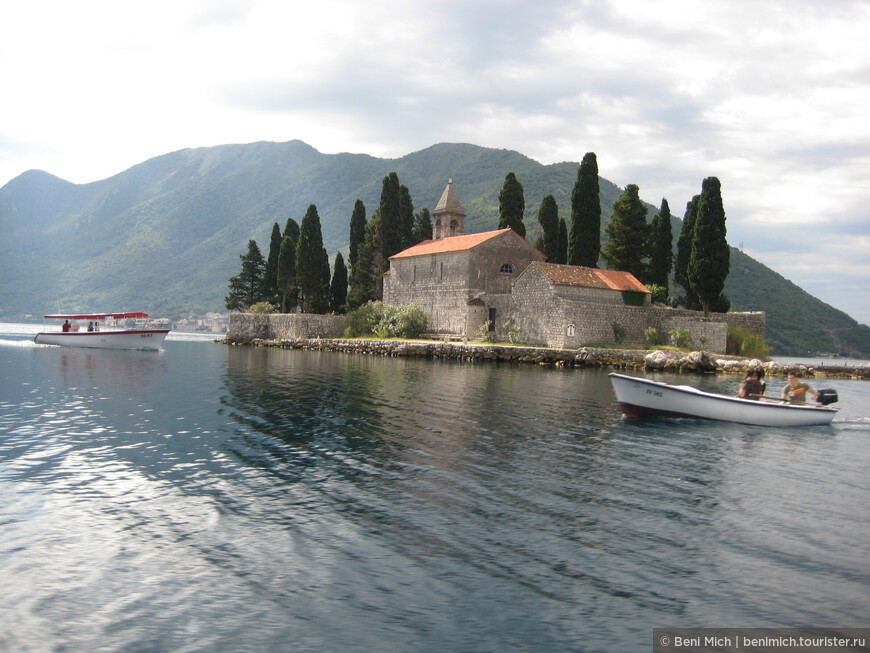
(384, 250), (473, 333)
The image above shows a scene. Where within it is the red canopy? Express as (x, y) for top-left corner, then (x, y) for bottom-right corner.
(44, 312), (149, 320)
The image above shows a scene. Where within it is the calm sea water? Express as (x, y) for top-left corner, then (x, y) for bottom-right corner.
(1, 325), (868, 653)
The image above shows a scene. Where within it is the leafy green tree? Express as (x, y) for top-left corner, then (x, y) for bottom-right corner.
(556, 217), (568, 264)
(412, 207), (433, 244)
(568, 152), (601, 267)
(647, 198), (673, 294)
(296, 205), (329, 313)
(537, 194), (560, 262)
(498, 172), (526, 238)
(330, 252), (348, 313)
(400, 184), (414, 249)
(225, 239), (266, 311)
(276, 234), (297, 313)
(380, 172), (404, 260)
(262, 222), (282, 304)
(603, 184), (648, 278)
(675, 195), (701, 310)
(346, 237), (376, 310)
(348, 199), (366, 270)
(689, 176), (730, 315)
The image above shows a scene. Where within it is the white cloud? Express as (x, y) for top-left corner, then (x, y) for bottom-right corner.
(1, 0), (869, 324)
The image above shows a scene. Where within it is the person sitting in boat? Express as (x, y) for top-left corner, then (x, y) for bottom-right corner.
(87, 321), (94, 332)
(737, 370), (763, 399)
(62, 320), (71, 332)
(781, 373), (817, 404)
(92, 321), (99, 331)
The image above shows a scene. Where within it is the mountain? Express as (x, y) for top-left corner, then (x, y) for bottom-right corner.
(1, 140), (868, 356)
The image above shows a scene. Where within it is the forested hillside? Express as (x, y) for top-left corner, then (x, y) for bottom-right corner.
(1, 140), (867, 356)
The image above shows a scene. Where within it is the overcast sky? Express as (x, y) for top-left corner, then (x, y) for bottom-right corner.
(2, 0), (868, 325)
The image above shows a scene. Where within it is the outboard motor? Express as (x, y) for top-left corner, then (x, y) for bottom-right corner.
(816, 388), (838, 405)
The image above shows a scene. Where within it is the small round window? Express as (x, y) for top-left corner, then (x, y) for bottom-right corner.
(499, 263), (515, 274)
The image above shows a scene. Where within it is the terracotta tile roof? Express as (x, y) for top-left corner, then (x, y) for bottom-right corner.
(532, 261), (650, 293)
(389, 229), (513, 259)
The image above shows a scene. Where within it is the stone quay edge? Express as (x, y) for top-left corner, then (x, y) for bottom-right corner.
(218, 336), (869, 380)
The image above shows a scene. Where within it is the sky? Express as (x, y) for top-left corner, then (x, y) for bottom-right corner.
(2, 0), (869, 325)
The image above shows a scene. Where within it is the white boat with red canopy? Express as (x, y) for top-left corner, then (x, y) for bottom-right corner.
(34, 312), (170, 350)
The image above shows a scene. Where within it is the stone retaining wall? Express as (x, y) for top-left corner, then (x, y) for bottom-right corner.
(226, 313), (346, 344)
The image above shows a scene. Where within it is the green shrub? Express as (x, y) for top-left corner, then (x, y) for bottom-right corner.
(344, 302), (428, 339)
(644, 327), (664, 346)
(646, 284), (668, 305)
(621, 290), (647, 306)
(727, 324), (770, 358)
(612, 322), (627, 344)
(668, 327), (693, 349)
(503, 320), (521, 344)
(248, 301), (276, 314)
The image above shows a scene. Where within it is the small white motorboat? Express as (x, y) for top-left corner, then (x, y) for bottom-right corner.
(608, 373), (838, 427)
(34, 312), (170, 350)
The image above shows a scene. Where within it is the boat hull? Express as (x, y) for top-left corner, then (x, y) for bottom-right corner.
(609, 373), (836, 427)
(34, 329), (170, 350)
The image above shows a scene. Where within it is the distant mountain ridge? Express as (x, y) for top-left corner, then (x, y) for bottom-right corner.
(1, 140), (868, 356)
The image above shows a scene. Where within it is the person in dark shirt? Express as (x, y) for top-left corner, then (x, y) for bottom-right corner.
(737, 369), (764, 399)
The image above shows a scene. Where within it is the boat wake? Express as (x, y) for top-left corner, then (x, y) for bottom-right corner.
(0, 338), (54, 348)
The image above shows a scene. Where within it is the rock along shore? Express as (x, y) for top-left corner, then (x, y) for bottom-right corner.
(218, 336), (870, 380)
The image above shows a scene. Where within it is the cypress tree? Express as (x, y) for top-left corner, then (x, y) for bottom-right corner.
(412, 207), (433, 244)
(557, 217), (568, 264)
(330, 252), (348, 314)
(400, 184), (414, 249)
(380, 172), (403, 260)
(498, 172), (526, 237)
(568, 152), (601, 267)
(276, 234), (297, 313)
(603, 184), (648, 279)
(647, 198), (673, 294)
(348, 199), (366, 270)
(263, 222), (282, 305)
(296, 205), (327, 313)
(689, 177), (730, 316)
(537, 195), (560, 262)
(675, 195), (701, 310)
(316, 247), (332, 314)
(283, 217), (300, 245)
(225, 239), (266, 311)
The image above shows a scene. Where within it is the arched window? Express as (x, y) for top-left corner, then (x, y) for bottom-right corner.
(499, 262), (515, 274)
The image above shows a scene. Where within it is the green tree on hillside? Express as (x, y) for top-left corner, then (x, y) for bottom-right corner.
(348, 199), (366, 270)
(689, 176), (730, 315)
(225, 239), (266, 311)
(263, 222), (282, 304)
(330, 252), (348, 313)
(412, 207), (433, 244)
(498, 172), (526, 237)
(675, 195), (701, 310)
(603, 184), (648, 278)
(537, 194), (560, 262)
(296, 205), (329, 313)
(276, 234), (297, 313)
(568, 152), (601, 267)
(647, 198), (673, 295)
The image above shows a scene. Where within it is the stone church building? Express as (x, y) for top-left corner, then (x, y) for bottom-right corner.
(383, 180), (762, 351)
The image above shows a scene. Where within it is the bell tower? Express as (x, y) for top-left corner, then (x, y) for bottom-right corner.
(432, 179), (466, 240)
